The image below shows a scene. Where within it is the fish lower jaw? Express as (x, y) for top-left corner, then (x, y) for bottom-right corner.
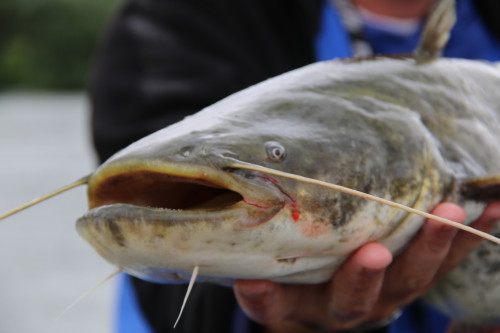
(79, 200), (283, 229)
(76, 204), (343, 285)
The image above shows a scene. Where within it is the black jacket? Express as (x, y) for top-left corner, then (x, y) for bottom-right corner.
(89, 1), (500, 332)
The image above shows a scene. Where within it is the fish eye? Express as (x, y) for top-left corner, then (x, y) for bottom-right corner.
(265, 142), (286, 162)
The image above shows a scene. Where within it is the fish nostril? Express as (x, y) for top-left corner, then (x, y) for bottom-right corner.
(221, 151), (238, 159)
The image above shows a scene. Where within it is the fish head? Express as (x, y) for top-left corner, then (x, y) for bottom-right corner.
(76, 105), (356, 284)
(77, 60), (434, 285)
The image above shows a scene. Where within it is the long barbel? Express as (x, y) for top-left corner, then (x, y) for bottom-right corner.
(0, 175), (91, 221)
(229, 163), (500, 245)
(1, 165), (499, 245)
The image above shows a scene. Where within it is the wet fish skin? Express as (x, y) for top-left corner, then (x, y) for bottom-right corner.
(76, 0), (500, 325)
(76, 56), (500, 323)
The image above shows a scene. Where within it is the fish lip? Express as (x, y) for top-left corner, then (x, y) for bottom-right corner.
(85, 159), (285, 227)
(78, 200), (282, 229)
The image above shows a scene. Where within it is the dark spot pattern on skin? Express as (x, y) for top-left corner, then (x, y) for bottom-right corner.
(487, 262), (500, 275)
(477, 248), (490, 259)
(329, 196), (357, 228)
(104, 218), (126, 247)
(94, 220), (101, 233)
(362, 180), (372, 196)
(474, 235), (500, 275)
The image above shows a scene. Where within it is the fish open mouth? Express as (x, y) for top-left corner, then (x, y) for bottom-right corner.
(77, 161), (295, 284)
(89, 170), (244, 211)
(82, 160), (286, 231)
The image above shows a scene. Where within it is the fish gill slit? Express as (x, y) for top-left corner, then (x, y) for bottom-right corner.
(385, 149), (429, 237)
(229, 162), (500, 245)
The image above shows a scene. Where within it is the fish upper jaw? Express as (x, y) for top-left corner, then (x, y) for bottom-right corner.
(84, 158), (286, 228)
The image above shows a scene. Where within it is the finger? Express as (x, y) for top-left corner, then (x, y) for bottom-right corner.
(234, 244), (393, 328)
(234, 279), (292, 324)
(382, 203), (466, 303)
(235, 279), (339, 330)
(329, 242), (392, 327)
(435, 201), (500, 279)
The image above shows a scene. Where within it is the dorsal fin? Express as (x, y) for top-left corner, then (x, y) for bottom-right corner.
(415, 0), (456, 64)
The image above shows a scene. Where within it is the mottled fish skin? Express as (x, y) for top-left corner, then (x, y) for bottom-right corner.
(76, 0), (500, 326)
(77, 56), (500, 323)
(426, 229), (500, 326)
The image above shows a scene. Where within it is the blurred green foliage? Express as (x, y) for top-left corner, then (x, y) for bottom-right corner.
(0, 0), (121, 90)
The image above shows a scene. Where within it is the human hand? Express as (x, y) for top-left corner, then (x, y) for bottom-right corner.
(233, 202), (500, 332)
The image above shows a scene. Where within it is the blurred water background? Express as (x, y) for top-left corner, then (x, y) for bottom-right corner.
(0, 1), (122, 332)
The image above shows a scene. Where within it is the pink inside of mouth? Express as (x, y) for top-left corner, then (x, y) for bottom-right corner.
(89, 171), (243, 210)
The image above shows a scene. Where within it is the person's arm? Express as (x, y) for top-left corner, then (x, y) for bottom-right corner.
(234, 202), (500, 332)
(90, 0), (322, 161)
